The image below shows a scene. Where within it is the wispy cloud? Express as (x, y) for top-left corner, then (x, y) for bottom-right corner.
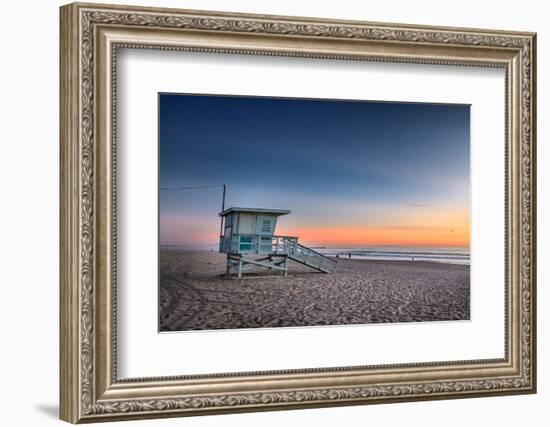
(406, 203), (431, 208)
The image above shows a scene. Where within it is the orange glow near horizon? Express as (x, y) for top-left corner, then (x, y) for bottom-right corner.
(278, 225), (469, 247)
(277, 207), (470, 247)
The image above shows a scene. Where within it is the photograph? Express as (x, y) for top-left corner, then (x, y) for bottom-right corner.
(158, 93), (471, 332)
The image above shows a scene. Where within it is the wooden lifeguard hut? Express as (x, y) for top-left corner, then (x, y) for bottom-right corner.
(219, 207), (336, 278)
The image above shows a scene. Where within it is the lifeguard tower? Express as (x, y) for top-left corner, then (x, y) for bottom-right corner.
(219, 207), (336, 278)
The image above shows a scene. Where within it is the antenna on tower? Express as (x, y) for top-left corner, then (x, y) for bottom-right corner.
(220, 184), (226, 239)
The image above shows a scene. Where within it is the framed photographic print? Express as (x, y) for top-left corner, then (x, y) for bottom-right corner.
(60, 2), (537, 423)
(158, 94), (471, 332)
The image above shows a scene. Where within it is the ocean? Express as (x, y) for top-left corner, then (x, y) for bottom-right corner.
(316, 247), (470, 265)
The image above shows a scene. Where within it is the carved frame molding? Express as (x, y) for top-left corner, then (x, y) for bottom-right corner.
(60, 2), (536, 423)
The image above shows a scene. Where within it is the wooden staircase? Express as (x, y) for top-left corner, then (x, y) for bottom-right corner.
(278, 237), (337, 273)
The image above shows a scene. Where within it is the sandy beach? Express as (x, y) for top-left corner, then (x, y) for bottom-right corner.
(159, 249), (470, 331)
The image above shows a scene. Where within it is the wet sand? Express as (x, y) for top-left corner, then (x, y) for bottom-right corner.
(159, 249), (470, 331)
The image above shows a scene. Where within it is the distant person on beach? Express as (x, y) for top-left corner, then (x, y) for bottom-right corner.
(348, 252), (352, 259)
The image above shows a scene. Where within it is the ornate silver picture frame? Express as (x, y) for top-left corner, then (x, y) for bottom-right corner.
(60, 2), (536, 423)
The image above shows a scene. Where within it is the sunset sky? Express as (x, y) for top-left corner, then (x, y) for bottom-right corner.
(159, 94), (470, 248)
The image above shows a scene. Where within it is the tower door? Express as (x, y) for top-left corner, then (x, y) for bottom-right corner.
(256, 215), (276, 254)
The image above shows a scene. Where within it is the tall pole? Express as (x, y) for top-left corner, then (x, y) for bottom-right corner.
(219, 184), (226, 239)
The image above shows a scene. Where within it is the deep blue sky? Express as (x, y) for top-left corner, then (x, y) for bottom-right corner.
(159, 93), (470, 247)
